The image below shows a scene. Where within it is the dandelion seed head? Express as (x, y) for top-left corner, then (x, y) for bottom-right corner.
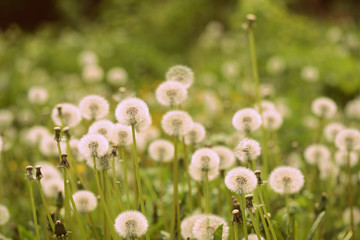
(114, 210), (148, 239)
(191, 148), (220, 173)
(42, 178), (64, 198)
(86, 154), (110, 170)
(78, 50), (98, 66)
(304, 144), (331, 165)
(40, 135), (66, 157)
(51, 103), (81, 127)
(234, 138), (261, 162)
(269, 166), (304, 194)
(26, 126), (49, 145)
(263, 110), (283, 130)
(112, 124), (132, 147)
(79, 95), (109, 120)
(0, 204), (10, 225)
(335, 150), (358, 167)
(255, 100), (277, 113)
(311, 97), (337, 118)
(107, 67), (128, 85)
(135, 114), (152, 132)
(72, 190), (97, 213)
(232, 108), (262, 132)
(184, 122), (206, 145)
(166, 65), (194, 88)
(181, 214), (206, 239)
(318, 159), (339, 180)
(301, 65), (319, 82)
(324, 122), (344, 142)
(345, 98), (360, 120)
(69, 139), (85, 162)
(156, 81), (187, 106)
(192, 215), (229, 240)
(161, 110), (193, 137)
(82, 64), (104, 83)
(148, 139), (174, 162)
(89, 120), (114, 141)
(213, 146), (235, 169)
(28, 86), (48, 104)
(115, 98), (150, 127)
(79, 133), (109, 158)
(335, 128), (360, 151)
(343, 207), (360, 226)
(225, 167), (257, 194)
(36, 162), (62, 181)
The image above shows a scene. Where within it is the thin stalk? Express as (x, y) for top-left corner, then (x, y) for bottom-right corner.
(285, 194), (290, 235)
(119, 146), (130, 209)
(253, 194), (270, 240)
(131, 125), (149, 240)
(257, 186), (277, 240)
(239, 195), (248, 240)
(64, 138), (77, 191)
(204, 171), (210, 213)
(182, 138), (193, 213)
(67, 183), (87, 238)
(159, 161), (169, 231)
(170, 136), (180, 240)
(233, 221), (239, 240)
(88, 213), (100, 240)
(248, 210), (262, 240)
(101, 170), (109, 240)
(37, 181), (55, 232)
(28, 180), (40, 240)
(346, 150), (355, 238)
(217, 178), (222, 215)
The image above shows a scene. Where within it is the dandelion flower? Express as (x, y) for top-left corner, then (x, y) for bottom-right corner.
(269, 166), (304, 194)
(181, 214), (206, 239)
(37, 162), (62, 181)
(234, 138), (261, 163)
(42, 178), (64, 198)
(40, 135), (66, 157)
(343, 207), (360, 226)
(304, 144), (331, 165)
(335, 128), (360, 151)
(161, 110), (193, 137)
(263, 110), (283, 130)
(26, 126), (49, 145)
(72, 190), (97, 213)
(107, 67), (128, 85)
(111, 124), (132, 146)
(28, 86), (48, 104)
(184, 122), (206, 145)
(114, 210), (148, 239)
(78, 50), (98, 66)
(0, 204), (10, 225)
(89, 120), (114, 141)
(79, 95), (109, 120)
(115, 98), (150, 127)
(266, 56), (285, 75)
(311, 97), (337, 118)
(79, 133), (109, 158)
(69, 139), (85, 162)
(213, 146), (235, 170)
(225, 167), (257, 194)
(345, 98), (360, 120)
(82, 64), (103, 83)
(189, 148), (220, 181)
(51, 103), (81, 127)
(232, 108), (262, 132)
(318, 159), (339, 180)
(148, 139), (174, 162)
(156, 81), (187, 107)
(335, 150), (358, 167)
(166, 65), (194, 88)
(255, 100), (277, 113)
(135, 114), (152, 132)
(301, 65), (319, 82)
(86, 154), (110, 170)
(192, 215), (229, 240)
(324, 122), (344, 142)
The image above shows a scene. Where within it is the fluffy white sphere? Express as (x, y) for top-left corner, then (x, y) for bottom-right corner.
(115, 98), (150, 127)
(192, 215), (229, 240)
(26, 126), (49, 145)
(213, 146), (235, 170)
(234, 138), (261, 162)
(86, 154), (110, 171)
(232, 108), (262, 132)
(79, 133), (109, 158)
(301, 65), (319, 82)
(262, 110), (283, 130)
(166, 65), (194, 88)
(184, 122), (206, 145)
(156, 81), (187, 106)
(72, 190), (98, 213)
(107, 67), (128, 85)
(37, 162), (62, 181)
(345, 98), (360, 120)
(40, 135), (66, 157)
(189, 148), (220, 182)
(112, 123), (133, 147)
(69, 139), (86, 162)
(82, 64), (104, 83)
(269, 166), (304, 194)
(148, 139), (174, 162)
(51, 103), (82, 127)
(304, 144), (331, 165)
(161, 110), (193, 137)
(335, 150), (358, 167)
(180, 214), (206, 239)
(79, 95), (109, 120)
(311, 97), (337, 118)
(225, 167), (257, 194)
(0, 204), (10, 225)
(335, 128), (360, 151)
(343, 207), (360, 226)
(88, 119), (114, 141)
(114, 211), (148, 239)
(28, 86), (48, 104)
(324, 122), (344, 142)
(42, 178), (64, 198)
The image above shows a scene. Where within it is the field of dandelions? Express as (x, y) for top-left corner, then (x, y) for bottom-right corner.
(1, 1), (360, 240)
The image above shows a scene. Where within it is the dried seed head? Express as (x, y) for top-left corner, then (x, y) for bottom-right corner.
(26, 166), (34, 180)
(62, 127), (70, 139)
(35, 165), (42, 180)
(245, 194), (254, 209)
(59, 154), (70, 169)
(232, 209), (241, 223)
(52, 103), (81, 128)
(54, 127), (61, 142)
(54, 220), (67, 237)
(269, 166), (304, 194)
(254, 170), (263, 185)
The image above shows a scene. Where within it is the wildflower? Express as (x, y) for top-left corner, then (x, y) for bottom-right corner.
(51, 103), (81, 127)
(335, 128), (360, 151)
(40, 135), (66, 157)
(212, 146), (235, 170)
(26, 126), (49, 145)
(189, 148), (220, 181)
(78, 50), (98, 66)
(111, 124), (132, 147)
(69, 139), (85, 162)
(311, 97), (337, 119)
(28, 86), (48, 104)
(161, 110), (193, 137)
(232, 108), (262, 132)
(79, 133), (109, 158)
(225, 167), (257, 194)
(114, 210), (148, 239)
(266, 56), (285, 75)
(42, 178), (64, 198)
(345, 98), (360, 120)
(36, 162), (62, 181)
(82, 64), (104, 83)
(0, 204), (10, 225)
(86, 154), (110, 170)
(324, 122), (344, 142)
(148, 139), (174, 162)
(255, 100), (277, 113)
(115, 98), (150, 127)
(180, 214), (206, 239)
(166, 65), (194, 88)
(269, 166), (304, 194)
(107, 67), (128, 85)
(79, 95), (109, 120)
(192, 215), (229, 240)
(184, 122), (206, 145)
(156, 81), (187, 107)
(335, 150), (358, 167)
(234, 138), (261, 163)
(89, 120), (114, 141)
(262, 109), (283, 130)
(304, 144), (331, 165)
(72, 190), (98, 213)
(301, 65), (319, 82)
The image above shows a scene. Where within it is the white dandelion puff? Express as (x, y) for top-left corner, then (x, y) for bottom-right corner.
(255, 100), (277, 113)
(184, 122), (206, 145)
(156, 81), (187, 107)
(213, 146), (235, 170)
(304, 144), (331, 165)
(114, 210), (148, 239)
(345, 98), (360, 120)
(225, 167), (257, 194)
(40, 135), (66, 157)
(161, 110), (193, 137)
(189, 148), (220, 182)
(51, 103), (81, 127)
(115, 98), (150, 127)
(335, 150), (358, 167)
(26, 126), (49, 145)
(36, 162), (62, 181)
(79, 133), (109, 158)
(82, 64), (104, 83)
(78, 50), (98, 66)
(234, 138), (261, 163)
(112, 124), (132, 147)
(335, 128), (360, 151)
(269, 166), (304, 194)
(28, 86), (48, 104)
(135, 114), (152, 132)
(148, 139), (174, 162)
(69, 139), (86, 162)
(107, 67), (128, 85)
(318, 159), (339, 180)
(0, 204), (10, 225)
(181, 214), (206, 239)
(72, 190), (98, 213)
(311, 97), (337, 119)
(89, 119), (114, 141)
(86, 154), (111, 170)
(301, 65), (319, 82)
(324, 122), (344, 142)
(166, 65), (194, 88)
(42, 178), (64, 198)
(232, 108), (262, 132)
(262, 110), (283, 130)
(192, 215), (229, 240)
(79, 95), (109, 120)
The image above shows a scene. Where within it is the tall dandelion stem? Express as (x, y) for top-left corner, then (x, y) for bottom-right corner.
(239, 195), (248, 240)
(346, 150), (355, 237)
(28, 180), (40, 240)
(37, 181), (55, 232)
(204, 171), (210, 213)
(248, 210), (262, 240)
(285, 194), (290, 235)
(170, 136), (180, 240)
(258, 186), (277, 240)
(182, 138), (193, 213)
(120, 146), (130, 208)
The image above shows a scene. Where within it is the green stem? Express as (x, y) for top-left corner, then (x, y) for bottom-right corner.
(119, 146), (130, 209)
(67, 183), (87, 238)
(233, 221), (239, 240)
(37, 181), (55, 232)
(217, 178), (222, 215)
(347, 150), (355, 238)
(131, 125), (149, 240)
(88, 213), (100, 240)
(257, 186), (277, 240)
(239, 195), (248, 240)
(204, 171), (210, 213)
(182, 138), (193, 213)
(170, 136), (180, 240)
(248, 210), (262, 240)
(159, 161), (169, 231)
(285, 194), (290, 235)
(253, 192), (270, 240)
(28, 180), (40, 240)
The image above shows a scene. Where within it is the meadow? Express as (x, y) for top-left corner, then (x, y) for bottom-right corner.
(0, 1), (359, 240)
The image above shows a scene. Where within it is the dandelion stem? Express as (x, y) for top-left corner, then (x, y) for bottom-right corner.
(257, 186), (277, 240)
(88, 213), (100, 240)
(27, 180), (40, 240)
(248, 209), (262, 240)
(346, 150), (355, 238)
(204, 171), (210, 213)
(158, 161), (169, 231)
(182, 138), (193, 213)
(119, 146), (130, 209)
(285, 194), (290, 235)
(170, 136), (181, 240)
(217, 178), (222, 215)
(253, 193), (270, 240)
(37, 180), (55, 232)
(233, 221), (239, 240)
(239, 195), (248, 240)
